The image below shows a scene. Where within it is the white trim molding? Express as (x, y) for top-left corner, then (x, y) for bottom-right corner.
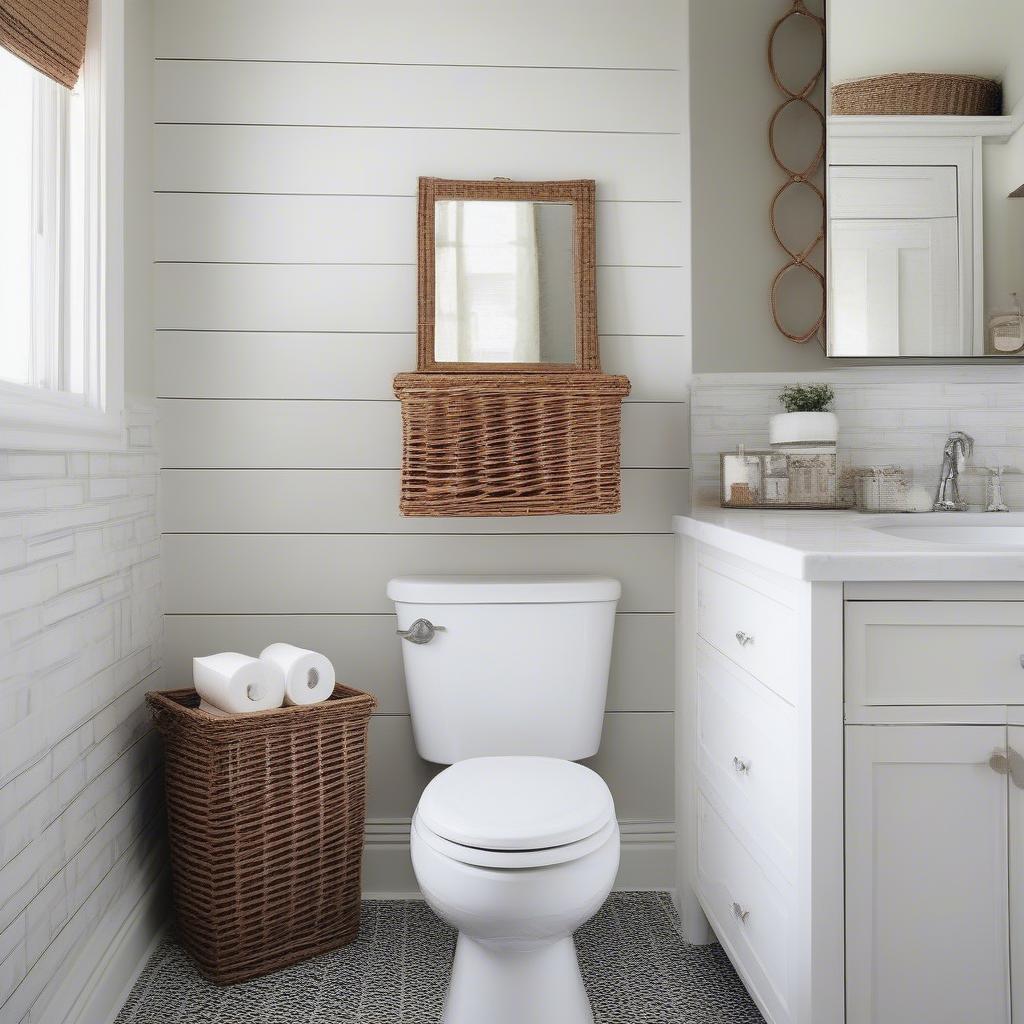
(361, 818), (676, 900)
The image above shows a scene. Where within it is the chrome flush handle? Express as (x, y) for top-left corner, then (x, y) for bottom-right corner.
(990, 751), (1010, 775)
(733, 756), (751, 774)
(396, 618), (446, 645)
(735, 631), (754, 647)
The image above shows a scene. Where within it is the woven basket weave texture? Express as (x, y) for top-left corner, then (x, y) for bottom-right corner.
(147, 684), (376, 984)
(394, 371), (630, 516)
(832, 73), (1002, 116)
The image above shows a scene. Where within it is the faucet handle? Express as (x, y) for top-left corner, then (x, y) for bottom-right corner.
(983, 465), (1011, 513)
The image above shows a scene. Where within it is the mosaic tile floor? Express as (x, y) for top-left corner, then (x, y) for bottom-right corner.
(115, 892), (764, 1023)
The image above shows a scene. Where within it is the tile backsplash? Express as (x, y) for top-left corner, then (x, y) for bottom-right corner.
(691, 366), (1024, 510)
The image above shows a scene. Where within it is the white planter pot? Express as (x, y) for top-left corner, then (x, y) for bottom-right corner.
(769, 411), (838, 447)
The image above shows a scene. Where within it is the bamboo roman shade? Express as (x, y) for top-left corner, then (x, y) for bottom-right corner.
(0, 0), (88, 88)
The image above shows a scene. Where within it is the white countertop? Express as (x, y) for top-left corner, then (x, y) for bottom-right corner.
(674, 508), (1024, 582)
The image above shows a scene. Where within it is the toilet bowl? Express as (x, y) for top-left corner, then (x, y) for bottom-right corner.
(387, 575), (622, 1022)
(410, 756), (620, 1024)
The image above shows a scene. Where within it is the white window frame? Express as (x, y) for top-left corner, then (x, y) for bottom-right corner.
(0, 0), (124, 451)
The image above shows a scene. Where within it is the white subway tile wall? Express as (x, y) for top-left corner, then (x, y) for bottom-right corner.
(692, 366), (1024, 509)
(0, 410), (164, 1024)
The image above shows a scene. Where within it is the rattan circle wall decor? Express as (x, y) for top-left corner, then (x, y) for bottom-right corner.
(768, 0), (826, 346)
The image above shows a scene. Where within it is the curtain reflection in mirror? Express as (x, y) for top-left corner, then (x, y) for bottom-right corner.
(435, 201), (541, 362)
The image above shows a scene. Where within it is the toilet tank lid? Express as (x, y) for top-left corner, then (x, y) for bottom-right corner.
(386, 575), (621, 604)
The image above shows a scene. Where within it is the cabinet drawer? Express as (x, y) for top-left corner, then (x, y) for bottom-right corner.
(697, 561), (796, 703)
(696, 640), (796, 876)
(846, 601), (1024, 707)
(696, 792), (791, 1024)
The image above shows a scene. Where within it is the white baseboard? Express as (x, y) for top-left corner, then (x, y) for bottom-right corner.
(55, 866), (171, 1024)
(362, 819), (675, 899)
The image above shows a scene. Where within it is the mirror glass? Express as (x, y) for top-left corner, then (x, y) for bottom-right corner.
(434, 200), (577, 364)
(827, 1), (1024, 357)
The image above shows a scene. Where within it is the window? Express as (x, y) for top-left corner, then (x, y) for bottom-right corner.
(0, 0), (124, 450)
(0, 47), (86, 393)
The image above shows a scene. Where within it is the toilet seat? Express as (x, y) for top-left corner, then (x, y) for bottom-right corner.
(413, 812), (618, 869)
(417, 756), (616, 853)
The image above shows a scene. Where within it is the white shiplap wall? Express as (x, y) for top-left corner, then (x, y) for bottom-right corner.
(154, 0), (691, 892)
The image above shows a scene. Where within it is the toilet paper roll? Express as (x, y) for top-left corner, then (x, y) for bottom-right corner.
(259, 643), (336, 706)
(198, 699), (229, 717)
(192, 652), (285, 714)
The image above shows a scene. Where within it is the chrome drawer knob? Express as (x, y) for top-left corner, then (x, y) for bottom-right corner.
(735, 631), (754, 647)
(733, 756), (751, 774)
(396, 618), (446, 645)
(731, 901), (750, 924)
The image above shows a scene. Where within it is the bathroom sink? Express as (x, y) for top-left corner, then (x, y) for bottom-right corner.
(867, 515), (1024, 548)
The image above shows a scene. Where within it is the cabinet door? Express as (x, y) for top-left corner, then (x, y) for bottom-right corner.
(1009, 724), (1024, 1021)
(846, 725), (1010, 1024)
(829, 217), (960, 357)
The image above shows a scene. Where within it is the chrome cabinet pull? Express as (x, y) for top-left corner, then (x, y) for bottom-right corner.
(731, 901), (750, 924)
(732, 756), (751, 774)
(735, 631), (754, 647)
(1009, 747), (1024, 791)
(396, 618), (446, 645)
(990, 751), (1010, 775)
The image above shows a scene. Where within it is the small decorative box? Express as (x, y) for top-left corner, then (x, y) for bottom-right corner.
(720, 447), (849, 510)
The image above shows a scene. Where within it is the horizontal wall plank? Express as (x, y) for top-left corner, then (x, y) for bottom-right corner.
(154, 264), (686, 336)
(154, 125), (685, 201)
(155, 264), (416, 333)
(154, 332), (690, 402)
(154, 0), (685, 70)
(162, 534), (674, 614)
(620, 404), (690, 468)
(155, 61), (680, 134)
(601, 337), (690, 402)
(161, 612), (673, 715)
(153, 194), (686, 267)
(155, 333), (414, 401)
(584, 712), (675, 822)
(160, 468), (687, 533)
(368, 712), (673, 820)
(159, 400), (689, 470)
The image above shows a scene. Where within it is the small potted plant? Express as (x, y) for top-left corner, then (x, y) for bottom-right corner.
(770, 383), (837, 448)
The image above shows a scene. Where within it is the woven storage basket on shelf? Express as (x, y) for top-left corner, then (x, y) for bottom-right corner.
(146, 684), (376, 985)
(831, 73), (1002, 116)
(394, 370), (630, 516)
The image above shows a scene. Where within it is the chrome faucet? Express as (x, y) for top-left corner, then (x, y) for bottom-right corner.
(933, 431), (974, 511)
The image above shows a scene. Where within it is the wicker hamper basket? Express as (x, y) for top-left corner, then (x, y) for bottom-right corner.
(831, 73), (1002, 116)
(147, 684), (376, 984)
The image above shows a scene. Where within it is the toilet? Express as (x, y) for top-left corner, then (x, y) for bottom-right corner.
(387, 575), (622, 1024)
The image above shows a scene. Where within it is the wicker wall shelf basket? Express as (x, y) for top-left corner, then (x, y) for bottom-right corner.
(397, 176), (630, 517)
(394, 371), (630, 516)
(146, 684), (377, 985)
(832, 73), (1002, 116)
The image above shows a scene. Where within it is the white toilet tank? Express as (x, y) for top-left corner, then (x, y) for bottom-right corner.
(387, 575), (620, 764)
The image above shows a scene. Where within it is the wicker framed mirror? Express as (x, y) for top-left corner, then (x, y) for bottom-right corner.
(395, 176), (628, 517)
(416, 177), (599, 372)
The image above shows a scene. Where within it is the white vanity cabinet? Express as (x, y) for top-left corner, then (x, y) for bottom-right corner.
(676, 524), (1024, 1024)
(843, 597), (1024, 1024)
(845, 724), (1012, 1024)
